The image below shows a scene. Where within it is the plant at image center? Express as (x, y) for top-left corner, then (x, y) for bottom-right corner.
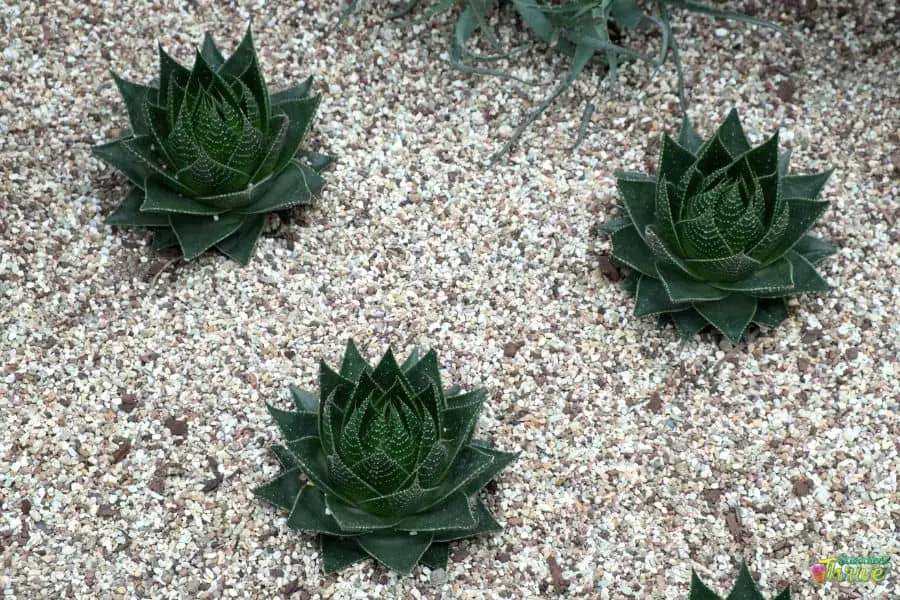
(94, 26), (332, 264)
(601, 110), (836, 342)
(254, 341), (518, 574)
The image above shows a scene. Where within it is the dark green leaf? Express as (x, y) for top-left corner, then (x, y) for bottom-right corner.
(270, 444), (298, 470)
(299, 149), (337, 173)
(287, 485), (346, 535)
(684, 253), (762, 283)
(670, 308), (710, 339)
(266, 403), (319, 442)
(151, 228), (178, 251)
(762, 198), (830, 263)
(141, 177), (224, 215)
(252, 467), (304, 511)
(693, 294), (758, 342)
(658, 135), (697, 188)
(753, 298), (789, 328)
(239, 161), (323, 215)
(214, 214), (265, 265)
(458, 445), (517, 498)
(395, 492), (476, 532)
(107, 187), (170, 227)
(743, 132), (780, 177)
(715, 109), (751, 159)
(656, 263), (730, 302)
(678, 114), (704, 153)
(785, 250), (830, 294)
(418, 542), (451, 570)
(325, 495), (395, 532)
(677, 210), (735, 259)
(714, 257), (795, 296)
(725, 562), (768, 600)
(793, 235), (836, 264)
(339, 340), (370, 382)
(285, 436), (353, 505)
(270, 76), (314, 104)
(271, 96), (321, 174)
(169, 212), (244, 260)
(781, 170), (833, 199)
(112, 74), (156, 136)
(634, 274), (691, 316)
(616, 173), (656, 241)
(689, 569), (722, 600)
(200, 33), (225, 69)
(289, 384), (319, 412)
(321, 535), (370, 574)
(610, 225), (657, 277)
(356, 530), (435, 574)
(433, 496), (503, 542)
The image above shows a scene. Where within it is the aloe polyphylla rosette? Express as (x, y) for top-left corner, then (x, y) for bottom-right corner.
(94, 27), (332, 264)
(690, 562), (790, 599)
(600, 110), (836, 342)
(253, 341), (518, 574)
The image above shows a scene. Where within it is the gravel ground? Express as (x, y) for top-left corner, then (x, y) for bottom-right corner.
(1, 1), (898, 598)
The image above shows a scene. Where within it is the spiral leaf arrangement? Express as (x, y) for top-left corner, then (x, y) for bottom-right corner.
(94, 27), (332, 264)
(254, 341), (517, 574)
(600, 110), (836, 342)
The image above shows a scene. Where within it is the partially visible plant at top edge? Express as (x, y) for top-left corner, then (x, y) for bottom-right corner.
(94, 26), (333, 264)
(335, 1), (787, 159)
(254, 340), (518, 574)
(599, 109), (836, 343)
(689, 562), (791, 599)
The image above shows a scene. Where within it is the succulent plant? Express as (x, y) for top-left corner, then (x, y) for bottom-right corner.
(600, 110), (836, 342)
(254, 341), (517, 574)
(94, 27), (332, 264)
(690, 563), (790, 599)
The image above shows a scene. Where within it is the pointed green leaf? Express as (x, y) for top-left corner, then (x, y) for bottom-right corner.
(271, 96), (321, 174)
(266, 403), (318, 442)
(725, 563), (768, 600)
(238, 160), (323, 214)
(678, 114), (704, 153)
(112, 74), (156, 136)
(744, 132), (780, 177)
(107, 187), (170, 227)
(656, 263), (730, 302)
(689, 569), (722, 600)
(433, 496), (503, 542)
(714, 257), (795, 296)
(169, 212), (243, 260)
(610, 225), (657, 277)
(151, 228), (178, 251)
(753, 298), (789, 328)
(286, 485), (345, 535)
(658, 134), (698, 183)
(634, 274), (691, 316)
(777, 149), (792, 177)
(356, 530), (434, 574)
(762, 198), (830, 263)
(715, 109), (751, 159)
(157, 44), (191, 110)
(785, 250), (830, 294)
(270, 76), (314, 104)
(93, 137), (185, 193)
(252, 467), (303, 511)
(793, 235), (836, 264)
(288, 384), (319, 412)
(458, 445), (517, 497)
(695, 134), (733, 175)
(418, 445), (495, 512)
(669, 308), (710, 339)
(285, 436), (353, 506)
(655, 178), (684, 254)
(214, 214), (265, 265)
(339, 340), (370, 382)
(321, 535), (370, 574)
(781, 170), (833, 199)
(319, 360), (353, 412)
(141, 177), (227, 216)
(418, 542), (451, 570)
(684, 253), (762, 283)
(616, 172), (657, 241)
(677, 209), (735, 259)
(694, 294), (758, 342)
(395, 492), (476, 532)
(200, 33), (225, 69)
(298, 149), (336, 173)
(270, 444), (298, 470)
(369, 348), (406, 391)
(324, 495), (395, 532)
(400, 347), (421, 373)
(644, 227), (700, 278)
